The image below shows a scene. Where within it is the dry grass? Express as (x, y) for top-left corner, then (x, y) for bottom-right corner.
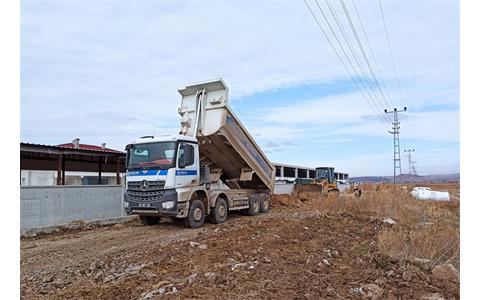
(377, 223), (459, 267)
(291, 183), (460, 268)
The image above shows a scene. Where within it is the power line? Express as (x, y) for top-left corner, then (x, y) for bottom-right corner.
(338, 0), (393, 112)
(306, 0), (392, 127)
(305, 0), (413, 185)
(378, 0), (412, 153)
(303, 0), (391, 129)
(378, 0), (405, 104)
(322, 0), (392, 123)
(400, 110), (413, 153)
(350, 0), (395, 108)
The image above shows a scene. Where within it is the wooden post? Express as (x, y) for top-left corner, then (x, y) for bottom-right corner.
(116, 155), (120, 185)
(98, 156), (103, 185)
(57, 154), (62, 185)
(61, 155), (65, 185)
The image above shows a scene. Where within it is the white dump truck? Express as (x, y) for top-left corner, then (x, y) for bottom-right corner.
(124, 79), (275, 228)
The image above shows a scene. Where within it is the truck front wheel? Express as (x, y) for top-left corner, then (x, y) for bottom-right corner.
(139, 216), (160, 226)
(184, 199), (205, 228)
(210, 197), (228, 224)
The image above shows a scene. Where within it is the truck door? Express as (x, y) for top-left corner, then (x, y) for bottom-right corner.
(175, 142), (199, 188)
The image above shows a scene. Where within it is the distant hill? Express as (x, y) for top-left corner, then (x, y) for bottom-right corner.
(350, 176), (390, 183)
(351, 173), (459, 183)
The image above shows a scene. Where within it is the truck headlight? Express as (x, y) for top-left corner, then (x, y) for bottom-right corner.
(162, 201), (175, 209)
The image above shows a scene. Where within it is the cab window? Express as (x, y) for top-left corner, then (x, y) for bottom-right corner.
(178, 143), (195, 167)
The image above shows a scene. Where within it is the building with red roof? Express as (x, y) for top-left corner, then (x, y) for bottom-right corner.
(57, 138), (123, 153)
(20, 138), (126, 186)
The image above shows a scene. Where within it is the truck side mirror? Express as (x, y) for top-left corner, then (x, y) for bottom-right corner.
(125, 144), (132, 168)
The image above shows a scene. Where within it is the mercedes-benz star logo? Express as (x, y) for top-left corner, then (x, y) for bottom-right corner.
(141, 180), (149, 191)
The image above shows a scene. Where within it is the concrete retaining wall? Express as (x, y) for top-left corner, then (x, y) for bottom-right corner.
(21, 185), (124, 231)
(337, 183), (351, 193)
(274, 183), (295, 194)
(274, 183), (351, 194)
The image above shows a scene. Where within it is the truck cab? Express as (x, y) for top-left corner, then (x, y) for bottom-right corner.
(124, 135), (206, 225)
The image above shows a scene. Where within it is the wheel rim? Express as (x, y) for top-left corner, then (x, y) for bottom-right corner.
(218, 205), (226, 217)
(193, 207), (203, 221)
(264, 198), (269, 209)
(253, 200), (259, 211)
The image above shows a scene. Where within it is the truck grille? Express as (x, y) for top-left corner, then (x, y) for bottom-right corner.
(128, 180), (165, 191)
(127, 180), (165, 202)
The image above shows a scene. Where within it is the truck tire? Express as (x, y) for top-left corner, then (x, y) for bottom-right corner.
(210, 197), (228, 224)
(184, 199), (205, 228)
(259, 193), (270, 213)
(247, 194), (260, 216)
(139, 216), (160, 226)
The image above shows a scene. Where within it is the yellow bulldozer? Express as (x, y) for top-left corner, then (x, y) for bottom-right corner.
(311, 167), (339, 193)
(295, 166), (361, 196)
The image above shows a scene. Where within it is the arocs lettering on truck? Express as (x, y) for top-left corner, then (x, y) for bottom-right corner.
(175, 170), (197, 176)
(128, 170), (168, 176)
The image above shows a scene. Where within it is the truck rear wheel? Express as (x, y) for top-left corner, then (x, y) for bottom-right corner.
(184, 199), (205, 228)
(139, 216), (160, 226)
(247, 194), (260, 216)
(210, 197), (228, 224)
(259, 193), (270, 213)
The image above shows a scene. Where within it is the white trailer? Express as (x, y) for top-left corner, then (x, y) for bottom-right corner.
(124, 79), (275, 228)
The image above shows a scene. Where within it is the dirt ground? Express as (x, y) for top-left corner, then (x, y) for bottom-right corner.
(21, 188), (459, 299)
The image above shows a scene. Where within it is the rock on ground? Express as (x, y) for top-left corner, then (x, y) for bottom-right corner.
(382, 217), (397, 225)
(360, 283), (383, 300)
(431, 263), (459, 298)
(420, 292), (445, 300)
(432, 264), (459, 286)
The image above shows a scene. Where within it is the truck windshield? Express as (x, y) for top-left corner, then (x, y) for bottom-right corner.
(127, 142), (176, 170)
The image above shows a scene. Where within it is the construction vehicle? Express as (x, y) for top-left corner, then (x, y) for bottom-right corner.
(123, 79), (275, 228)
(296, 166), (361, 196)
(312, 167), (339, 193)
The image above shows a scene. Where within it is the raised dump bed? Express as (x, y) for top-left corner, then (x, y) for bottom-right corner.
(178, 79), (275, 192)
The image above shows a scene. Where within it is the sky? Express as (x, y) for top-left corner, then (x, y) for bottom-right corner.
(20, 0), (459, 176)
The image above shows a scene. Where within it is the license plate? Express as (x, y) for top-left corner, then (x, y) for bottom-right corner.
(138, 203), (151, 207)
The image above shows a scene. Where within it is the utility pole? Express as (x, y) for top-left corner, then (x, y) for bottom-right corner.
(404, 148), (415, 175)
(385, 107), (407, 190)
(411, 160), (418, 176)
